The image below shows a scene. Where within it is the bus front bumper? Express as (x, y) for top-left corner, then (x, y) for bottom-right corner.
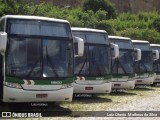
(73, 82), (112, 93)
(111, 80), (135, 90)
(3, 86), (73, 102)
(154, 75), (160, 83)
(135, 76), (154, 85)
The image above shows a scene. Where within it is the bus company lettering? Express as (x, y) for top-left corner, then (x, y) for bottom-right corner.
(122, 76), (128, 79)
(96, 77), (104, 80)
(51, 81), (62, 85)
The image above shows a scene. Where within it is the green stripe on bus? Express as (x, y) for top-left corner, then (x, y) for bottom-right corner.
(136, 72), (154, 76)
(75, 75), (112, 81)
(155, 72), (160, 75)
(5, 76), (74, 85)
(112, 74), (135, 78)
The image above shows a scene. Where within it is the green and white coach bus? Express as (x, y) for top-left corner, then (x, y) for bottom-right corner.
(0, 15), (84, 102)
(132, 40), (156, 86)
(72, 27), (119, 94)
(109, 36), (141, 90)
(150, 44), (160, 85)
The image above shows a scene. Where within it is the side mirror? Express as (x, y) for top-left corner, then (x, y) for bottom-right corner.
(110, 43), (119, 59)
(73, 36), (84, 57)
(134, 48), (141, 61)
(152, 50), (159, 61)
(0, 32), (7, 55)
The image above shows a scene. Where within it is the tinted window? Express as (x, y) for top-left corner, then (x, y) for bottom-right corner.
(7, 19), (71, 37)
(110, 39), (133, 49)
(6, 38), (73, 78)
(151, 46), (160, 52)
(133, 43), (151, 51)
(72, 31), (109, 44)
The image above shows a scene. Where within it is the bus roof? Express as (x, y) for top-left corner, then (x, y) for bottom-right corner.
(108, 35), (131, 40)
(71, 27), (107, 34)
(131, 40), (149, 43)
(0, 15), (69, 24)
(150, 44), (160, 47)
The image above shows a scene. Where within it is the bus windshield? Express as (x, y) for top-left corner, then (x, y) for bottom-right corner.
(6, 19), (73, 79)
(133, 43), (153, 73)
(111, 40), (134, 74)
(151, 46), (160, 72)
(73, 32), (111, 76)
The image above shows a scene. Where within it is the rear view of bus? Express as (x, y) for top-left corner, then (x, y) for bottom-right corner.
(132, 40), (154, 86)
(109, 36), (140, 90)
(72, 27), (112, 94)
(0, 15), (84, 102)
(150, 44), (160, 85)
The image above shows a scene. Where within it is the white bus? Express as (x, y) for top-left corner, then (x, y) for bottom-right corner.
(72, 27), (119, 94)
(0, 15), (84, 102)
(150, 44), (160, 85)
(109, 36), (141, 90)
(132, 40), (156, 86)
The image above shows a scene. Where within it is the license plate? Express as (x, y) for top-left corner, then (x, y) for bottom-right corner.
(85, 87), (93, 90)
(114, 84), (121, 87)
(36, 94), (48, 98)
(137, 80), (142, 82)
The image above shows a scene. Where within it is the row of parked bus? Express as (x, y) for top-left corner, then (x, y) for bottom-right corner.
(0, 15), (159, 103)
(73, 28), (160, 94)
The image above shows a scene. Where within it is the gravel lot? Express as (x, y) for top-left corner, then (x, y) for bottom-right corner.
(108, 92), (160, 111)
(48, 86), (160, 120)
(72, 87), (160, 120)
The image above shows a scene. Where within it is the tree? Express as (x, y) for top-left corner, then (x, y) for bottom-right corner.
(151, 18), (160, 32)
(83, 0), (116, 19)
(0, 0), (35, 16)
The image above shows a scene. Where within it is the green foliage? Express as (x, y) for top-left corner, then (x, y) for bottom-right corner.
(107, 12), (160, 43)
(0, 0), (35, 16)
(0, 0), (6, 16)
(116, 28), (160, 43)
(95, 20), (114, 34)
(33, 3), (62, 18)
(150, 18), (160, 32)
(0, 1), (160, 43)
(95, 10), (107, 21)
(83, 0), (116, 19)
(137, 11), (159, 21)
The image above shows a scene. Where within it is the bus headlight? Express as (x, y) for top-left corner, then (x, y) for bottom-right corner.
(5, 82), (22, 89)
(61, 83), (73, 89)
(149, 74), (154, 77)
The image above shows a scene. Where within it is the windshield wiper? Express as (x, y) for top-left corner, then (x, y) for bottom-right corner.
(154, 60), (160, 72)
(45, 46), (59, 78)
(112, 51), (129, 74)
(26, 56), (41, 78)
(118, 59), (127, 74)
(91, 51), (102, 76)
(141, 62), (148, 72)
(78, 50), (87, 75)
